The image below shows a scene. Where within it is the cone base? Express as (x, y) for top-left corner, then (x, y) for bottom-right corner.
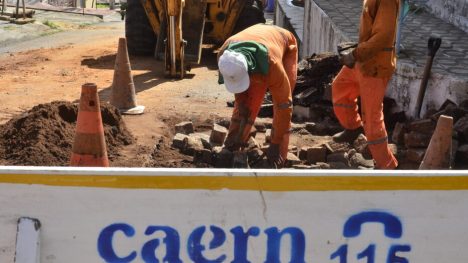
(120, 105), (145, 115)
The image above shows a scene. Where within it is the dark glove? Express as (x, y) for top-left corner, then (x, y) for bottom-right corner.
(340, 51), (356, 69)
(266, 143), (284, 168)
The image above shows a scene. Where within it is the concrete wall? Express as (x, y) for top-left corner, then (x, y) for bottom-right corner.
(302, 0), (349, 58)
(426, 0), (468, 33)
(388, 62), (468, 117)
(302, 0), (468, 118)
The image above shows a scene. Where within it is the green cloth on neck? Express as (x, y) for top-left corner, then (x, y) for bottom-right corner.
(218, 41), (269, 84)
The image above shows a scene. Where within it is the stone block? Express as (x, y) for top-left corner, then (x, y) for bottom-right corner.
(193, 149), (213, 165)
(349, 152), (375, 168)
(213, 148), (233, 168)
(182, 135), (204, 156)
(254, 121), (267, 132)
(286, 152), (302, 167)
(210, 124), (228, 145)
(265, 129), (272, 144)
(391, 122), (406, 144)
(258, 104), (273, 118)
(190, 133), (211, 149)
(216, 118), (230, 129)
(172, 133), (189, 150)
(408, 119), (435, 134)
(247, 136), (260, 150)
(232, 152), (249, 168)
(299, 147), (309, 160)
(327, 152), (350, 167)
(454, 116), (468, 142)
(247, 148), (264, 165)
(353, 134), (372, 159)
(325, 141), (351, 154)
(406, 148), (426, 163)
(456, 144), (468, 164)
(307, 146), (327, 164)
(175, 121), (194, 135)
(316, 162), (331, 169)
(328, 162), (349, 169)
(404, 132), (432, 148)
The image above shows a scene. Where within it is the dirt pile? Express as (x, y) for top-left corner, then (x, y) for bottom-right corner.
(0, 101), (134, 166)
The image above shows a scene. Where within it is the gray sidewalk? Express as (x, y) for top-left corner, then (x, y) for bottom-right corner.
(312, 0), (468, 78)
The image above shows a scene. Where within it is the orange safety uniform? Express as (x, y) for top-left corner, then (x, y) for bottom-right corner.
(219, 24), (298, 159)
(332, 0), (400, 169)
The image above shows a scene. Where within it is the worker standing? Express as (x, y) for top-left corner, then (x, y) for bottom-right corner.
(217, 24), (298, 167)
(332, 0), (400, 169)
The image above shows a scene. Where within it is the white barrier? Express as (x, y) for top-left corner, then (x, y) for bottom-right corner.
(0, 167), (468, 262)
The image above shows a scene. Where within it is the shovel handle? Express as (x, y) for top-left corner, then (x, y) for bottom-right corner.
(427, 37), (442, 57)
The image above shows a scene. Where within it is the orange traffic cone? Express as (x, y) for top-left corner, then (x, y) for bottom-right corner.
(419, 115), (453, 169)
(110, 37), (145, 115)
(70, 83), (109, 167)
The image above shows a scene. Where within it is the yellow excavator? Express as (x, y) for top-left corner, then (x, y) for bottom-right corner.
(125, 0), (266, 78)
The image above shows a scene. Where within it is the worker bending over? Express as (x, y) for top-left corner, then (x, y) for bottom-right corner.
(217, 24), (298, 167)
(332, 0), (400, 169)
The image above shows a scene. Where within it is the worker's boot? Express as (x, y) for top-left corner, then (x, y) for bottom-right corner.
(332, 126), (364, 144)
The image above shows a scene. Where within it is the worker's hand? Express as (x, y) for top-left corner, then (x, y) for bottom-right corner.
(340, 51), (356, 69)
(266, 143), (284, 168)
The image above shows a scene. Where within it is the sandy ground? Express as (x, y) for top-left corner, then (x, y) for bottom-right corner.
(0, 19), (239, 166)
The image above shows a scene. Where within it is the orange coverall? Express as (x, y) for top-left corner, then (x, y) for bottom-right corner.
(332, 0), (400, 169)
(219, 24), (298, 160)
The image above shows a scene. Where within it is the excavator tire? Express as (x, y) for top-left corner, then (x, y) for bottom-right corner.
(232, 4), (266, 35)
(125, 0), (157, 56)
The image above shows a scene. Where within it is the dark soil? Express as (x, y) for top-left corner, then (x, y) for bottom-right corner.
(0, 101), (134, 166)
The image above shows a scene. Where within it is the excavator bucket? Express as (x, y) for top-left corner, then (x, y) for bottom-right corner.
(182, 0), (207, 64)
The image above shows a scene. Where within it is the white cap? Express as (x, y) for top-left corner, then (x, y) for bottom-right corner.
(218, 50), (250, 94)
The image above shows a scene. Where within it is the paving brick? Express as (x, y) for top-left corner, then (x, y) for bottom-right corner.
(210, 124), (228, 146)
(175, 121), (194, 135)
(406, 148), (426, 163)
(328, 162), (349, 169)
(286, 152), (302, 167)
(454, 116), (468, 142)
(391, 122), (406, 144)
(327, 152), (350, 167)
(172, 133), (189, 150)
(404, 132), (432, 148)
(232, 152), (249, 168)
(408, 119), (435, 134)
(182, 135), (205, 156)
(213, 147), (233, 168)
(307, 146), (327, 164)
(299, 147), (309, 160)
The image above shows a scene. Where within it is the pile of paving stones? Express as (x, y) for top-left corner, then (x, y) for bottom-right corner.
(391, 100), (468, 169)
(171, 120), (384, 169)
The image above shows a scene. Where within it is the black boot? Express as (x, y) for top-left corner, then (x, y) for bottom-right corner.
(332, 126), (364, 144)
